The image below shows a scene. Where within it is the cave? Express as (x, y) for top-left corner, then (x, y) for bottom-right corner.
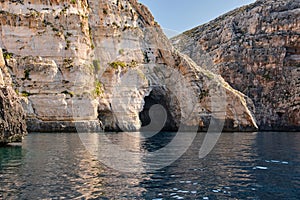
(139, 87), (180, 132)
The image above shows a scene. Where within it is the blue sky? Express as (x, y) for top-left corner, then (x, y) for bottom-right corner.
(138, 0), (255, 37)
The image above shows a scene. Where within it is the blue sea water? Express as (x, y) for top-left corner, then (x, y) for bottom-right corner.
(0, 132), (299, 199)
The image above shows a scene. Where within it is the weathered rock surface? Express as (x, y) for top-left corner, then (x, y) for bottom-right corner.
(172, 0), (300, 131)
(0, 0), (100, 132)
(0, 49), (27, 144)
(0, 0), (258, 132)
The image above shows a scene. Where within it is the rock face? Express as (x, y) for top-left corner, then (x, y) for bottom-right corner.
(172, 0), (300, 131)
(0, 0), (258, 132)
(0, 0), (100, 132)
(0, 49), (27, 144)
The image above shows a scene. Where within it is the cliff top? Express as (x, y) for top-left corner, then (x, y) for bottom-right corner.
(175, 0), (299, 39)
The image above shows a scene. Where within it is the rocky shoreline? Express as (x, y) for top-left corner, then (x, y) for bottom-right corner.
(0, 49), (27, 144)
(0, 0), (298, 138)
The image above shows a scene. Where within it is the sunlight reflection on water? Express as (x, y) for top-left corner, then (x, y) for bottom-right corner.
(0, 132), (299, 199)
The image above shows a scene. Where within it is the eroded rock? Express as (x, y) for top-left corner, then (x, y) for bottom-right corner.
(0, 49), (27, 144)
(172, 0), (300, 131)
(0, 0), (258, 132)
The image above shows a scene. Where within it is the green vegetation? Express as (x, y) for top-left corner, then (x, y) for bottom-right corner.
(63, 58), (73, 65)
(108, 60), (138, 69)
(109, 61), (126, 69)
(63, 58), (73, 64)
(71, 0), (76, 4)
(3, 52), (13, 60)
(21, 91), (31, 97)
(93, 60), (101, 72)
(14, 88), (20, 96)
(136, 69), (146, 80)
(93, 80), (104, 97)
(129, 60), (137, 68)
(119, 49), (124, 55)
(205, 72), (214, 80)
(88, 25), (95, 49)
(199, 89), (209, 100)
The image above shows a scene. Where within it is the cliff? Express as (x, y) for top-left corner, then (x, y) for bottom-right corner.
(0, 48), (27, 144)
(172, 0), (300, 131)
(0, 0), (258, 132)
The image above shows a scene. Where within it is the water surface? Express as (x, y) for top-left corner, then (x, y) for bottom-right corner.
(0, 132), (299, 199)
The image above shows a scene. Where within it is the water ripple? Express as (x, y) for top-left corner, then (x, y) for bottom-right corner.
(0, 132), (299, 199)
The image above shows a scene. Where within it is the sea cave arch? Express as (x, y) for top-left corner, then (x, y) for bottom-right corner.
(139, 86), (181, 132)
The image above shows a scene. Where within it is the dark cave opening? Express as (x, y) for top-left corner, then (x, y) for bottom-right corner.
(139, 87), (179, 132)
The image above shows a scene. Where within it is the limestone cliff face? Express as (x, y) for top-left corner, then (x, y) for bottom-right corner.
(0, 0), (258, 132)
(0, 48), (27, 144)
(172, 0), (300, 131)
(0, 0), (99, 132)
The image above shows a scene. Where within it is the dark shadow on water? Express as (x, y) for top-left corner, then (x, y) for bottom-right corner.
(140, 132), (177, 152)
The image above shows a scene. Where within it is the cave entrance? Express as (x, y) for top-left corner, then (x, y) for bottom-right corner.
(139, 87), (179, 132)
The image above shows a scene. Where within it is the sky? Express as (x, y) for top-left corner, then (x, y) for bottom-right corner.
(138, 0), (255, 37)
